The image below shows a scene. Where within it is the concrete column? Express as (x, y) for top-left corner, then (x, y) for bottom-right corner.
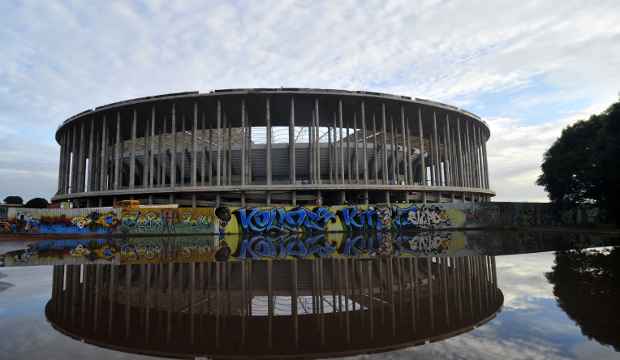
(62, 131), (69, 194)
(114, 113), (121, 190)
(201, 112), (206, 186)
(469, 128), (475, 190)
(372, 114), (378, 184)
(449, 118), (458, 187)
(141, 111), (152, 189)
(149, 106), (155, 188)
(311, 109), (316, 183)
(266, 97), (272, 186)
(346, 119), (352, 184)
(390, 116), (397, 184)
(130, 109), (137, 189)
(227, 113), (232, 185)
(100, 116), (107, 191)
(314, 98), (321, 184)
(476, 125), (483, 189)
(57, 132), (65, 194)
(77, 122), (86, 193)
(456, 118), (464, 188)
(462, 119), (469, 188)
(470, 122), (477, 188)
(429, 121), (436, 186)
(478, 127), (485, 189)
(444, 114), (452, 187)
(241, 99), (247, 186)
(87, 120), (94, 192)
(361, 101), (368, 185)
(328, 123), (333, 183)
(62, 130), (70, 194)
(216, 101), (221, 186)
(332, 115), (337, 183)
(289, 97), (296, 184)
(441, 123), (448, 188)
(381, 104), (388, 184)
(170, 105), (177, 188)
(221, 112), (226, 185)
(181, 116), (186, 186)
(159, 117), (166, 186)
(207, 117), (213, 186)
(417, 108), (426, 186)
(482, 132), (490, 189)
(247, 109), (253, 184)
(142, 108), (149, 188)
(464, 121), (472, 188)
(192, 102), (198, 186)
(432, 112), (440, 186)
(69, 125), (76, 193)
(309, 113), (314, 182)
(93, 123), (100, 192)
(471, 124), (478, 188)
(406, 116), (414, 185)
(482, 127), (488, 189)
(354, 113), (359, 183)
(64, 130), (72, 194)
(338, 100), (345, 184)
(479, 127), (485, 189)
(400, 105), (409, 185)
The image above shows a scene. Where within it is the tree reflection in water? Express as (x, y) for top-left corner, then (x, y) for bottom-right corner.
(546, 247), (620, 350)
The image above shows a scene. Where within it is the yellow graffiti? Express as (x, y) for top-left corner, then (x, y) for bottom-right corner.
(71, 216), (92, 229)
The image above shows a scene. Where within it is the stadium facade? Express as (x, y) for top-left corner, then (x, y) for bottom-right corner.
(52, 88), (494, 207)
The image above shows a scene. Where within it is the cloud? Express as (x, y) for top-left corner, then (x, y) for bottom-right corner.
(486, 99), (615, 202)
(1, 0), (619, 201)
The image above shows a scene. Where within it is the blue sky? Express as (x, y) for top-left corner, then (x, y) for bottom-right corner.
(1, 0), (619, 202)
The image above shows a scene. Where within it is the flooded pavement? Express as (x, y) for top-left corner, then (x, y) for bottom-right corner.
(0, 230), (619, 359)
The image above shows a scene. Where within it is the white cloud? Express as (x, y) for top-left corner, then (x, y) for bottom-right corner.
(0, 0), (619, 201)
(487, 98), (615, 202)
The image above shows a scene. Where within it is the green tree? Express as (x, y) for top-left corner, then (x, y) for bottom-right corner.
(3, 196), (23, 205)
(537, 100), (620, 225)
(25, 197), (49, 208)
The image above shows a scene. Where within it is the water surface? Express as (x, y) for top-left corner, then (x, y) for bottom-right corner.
(0, 230), (619, 359)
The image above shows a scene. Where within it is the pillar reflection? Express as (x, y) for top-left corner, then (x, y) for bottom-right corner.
(46, 253), (503, 359)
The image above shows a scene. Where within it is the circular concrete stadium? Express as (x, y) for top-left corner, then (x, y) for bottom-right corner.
(52, 88), (494, 207)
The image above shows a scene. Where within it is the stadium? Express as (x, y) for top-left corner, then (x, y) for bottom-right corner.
(52, 88), (493, 207)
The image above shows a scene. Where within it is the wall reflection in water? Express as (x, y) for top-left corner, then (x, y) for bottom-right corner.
(1, 231), (473, 267)
(46, 255), (503, 359)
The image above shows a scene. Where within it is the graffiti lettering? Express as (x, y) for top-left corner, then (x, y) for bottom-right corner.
(236, 207), (336, 233)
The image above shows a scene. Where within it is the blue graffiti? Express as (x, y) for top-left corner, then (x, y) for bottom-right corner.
(237, 233), (337, 259)
(340, 205), (452, 231)
(237, 207), (336, 233)
(339, 207), (392, 231)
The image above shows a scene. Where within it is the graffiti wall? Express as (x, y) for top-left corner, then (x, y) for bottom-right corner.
(118, 207), (230, 235)
(3, 207), (121, 234)
(1, 202), (604, 235)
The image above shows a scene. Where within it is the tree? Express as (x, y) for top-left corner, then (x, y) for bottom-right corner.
(25, 197), (49, 208)
(537, 99), (620, 225)
(3, 196), (23, 205)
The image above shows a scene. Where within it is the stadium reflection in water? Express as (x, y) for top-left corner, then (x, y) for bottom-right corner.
(43, 233), (503, 359)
